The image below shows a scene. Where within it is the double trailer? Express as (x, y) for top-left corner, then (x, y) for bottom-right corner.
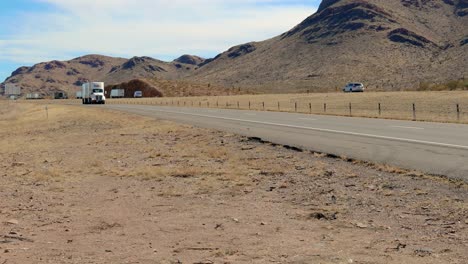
(82, 82), (106, 104)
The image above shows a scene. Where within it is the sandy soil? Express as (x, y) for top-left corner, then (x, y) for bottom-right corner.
(0, 102), (467, 264)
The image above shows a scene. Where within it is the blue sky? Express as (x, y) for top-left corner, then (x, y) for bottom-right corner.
(0, 0), (320, 82)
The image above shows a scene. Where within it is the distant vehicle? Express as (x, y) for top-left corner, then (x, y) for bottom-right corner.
(134, 91), (143, 98)
(343, 83), (365, 92)
(54, 91), (68, 99)
(82, 82), (106, 104)
(76, 91), (82, 99)
(26, 93), (44, 100)
(111, 89), (125, 98)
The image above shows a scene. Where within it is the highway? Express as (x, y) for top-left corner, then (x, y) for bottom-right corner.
(104, 104), (468, 181)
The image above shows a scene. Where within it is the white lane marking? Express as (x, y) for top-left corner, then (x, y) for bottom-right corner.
(298, 118), (317, 121)
(112, 106), (468, 151)
(391, 126), (424, 130)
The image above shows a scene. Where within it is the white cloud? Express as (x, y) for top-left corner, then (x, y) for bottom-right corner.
(1, 0), (317, 64)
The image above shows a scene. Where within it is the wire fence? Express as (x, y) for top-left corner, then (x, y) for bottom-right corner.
(102, 97), (468, 124)
(28, 93), (468, 124)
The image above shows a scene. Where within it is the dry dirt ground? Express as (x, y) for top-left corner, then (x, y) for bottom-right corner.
(0, 101), (467, 264)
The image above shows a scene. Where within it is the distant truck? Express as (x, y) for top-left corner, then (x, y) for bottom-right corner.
(134, 91), (143, 98)
(54, 91), (68, 99)
(26, 93), (44, 100)
(82, 82), (106, 104)
(76, 91), (82, 99)
(110, 89), (124, 98)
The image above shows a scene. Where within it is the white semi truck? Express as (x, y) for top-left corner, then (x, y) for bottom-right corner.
(110, 89), (124, 98)
(82, 82), (106, 104)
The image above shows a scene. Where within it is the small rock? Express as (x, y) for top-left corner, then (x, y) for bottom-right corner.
(6, 219), (19, 225)
(232, 218), (239, 223)
(355, 222), (368, 228)
(260, 222), (266, 226)
(105, 249), (112, 253)
(414, 248), (433, 257)
(309, 212), (337, 221)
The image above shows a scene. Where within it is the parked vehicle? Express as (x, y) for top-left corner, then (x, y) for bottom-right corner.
(110, 89), (125, 98)
(54, 91), (68, 99)
(76, 91), (82, 99)
(134, 91), (143, 98)
(26, 93), (44, 100)
(82, 82), (106, 104)
(343, 83), (365, 92)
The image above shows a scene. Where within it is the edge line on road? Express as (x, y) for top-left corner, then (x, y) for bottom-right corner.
(113, 105), (468, 151)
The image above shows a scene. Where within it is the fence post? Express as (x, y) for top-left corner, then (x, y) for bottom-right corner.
(217, 101), (219, 107)
(412, 103), (416, 121)
(249, 101), (251, 110)
(199, 101), (201, 107)
(295, 102), (297, 112)
(309, 103), (312, 114)
(457, 104), (460, 121)
(237, 101), (240, 109)
(378, 103), (381, 116)
(278, 102), (280, 111)
(324, 103), (327, 113)
(226, 102), (228, 108)
(262, 102), (265, 111)
(349, 102), (352, 116)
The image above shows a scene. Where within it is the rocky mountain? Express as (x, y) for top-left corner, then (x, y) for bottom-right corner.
(189, 0), (468, 92)
(2, 0), (467, 95)
(1, 54), (203, 96)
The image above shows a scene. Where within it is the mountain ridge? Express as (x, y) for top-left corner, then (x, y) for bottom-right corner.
(2, 0), (467, 95)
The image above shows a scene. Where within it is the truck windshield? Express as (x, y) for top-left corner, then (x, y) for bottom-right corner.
(92, 89), (103, 93)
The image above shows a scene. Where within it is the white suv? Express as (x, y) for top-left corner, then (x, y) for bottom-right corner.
(343, 83), (365, 92)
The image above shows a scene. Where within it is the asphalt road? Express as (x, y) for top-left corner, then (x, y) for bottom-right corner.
(104, 104), (468, 181)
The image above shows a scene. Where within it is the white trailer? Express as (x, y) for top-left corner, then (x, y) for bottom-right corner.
(110, 89), (124, 98)
(82, 82), (106, 104)
(5, 84), (21, 96)
(26, 93), (43, 99)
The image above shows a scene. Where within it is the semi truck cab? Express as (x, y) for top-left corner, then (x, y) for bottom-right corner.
(82, 82), (106, 104)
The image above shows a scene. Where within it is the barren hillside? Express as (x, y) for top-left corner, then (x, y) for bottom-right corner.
(1, 0), (467, 95)
(0, 55), (203, 96)
(189, 0), (468, 92)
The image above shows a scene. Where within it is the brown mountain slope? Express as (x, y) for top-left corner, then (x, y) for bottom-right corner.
(2, 55), (127, 95)
(189, 0), (468, 92)
(2, 0), (467, 95)
(1, 55), (203, 96)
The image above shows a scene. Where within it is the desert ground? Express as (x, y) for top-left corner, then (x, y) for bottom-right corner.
(104, 91), (468, 123)
(0, 101), (467, 264)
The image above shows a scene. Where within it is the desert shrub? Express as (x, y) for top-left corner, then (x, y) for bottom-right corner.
(447, 80), (460, 90)
(417, 82), (431, 91)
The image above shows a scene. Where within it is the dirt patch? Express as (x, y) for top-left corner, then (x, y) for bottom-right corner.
(0, 102), (466, 263)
